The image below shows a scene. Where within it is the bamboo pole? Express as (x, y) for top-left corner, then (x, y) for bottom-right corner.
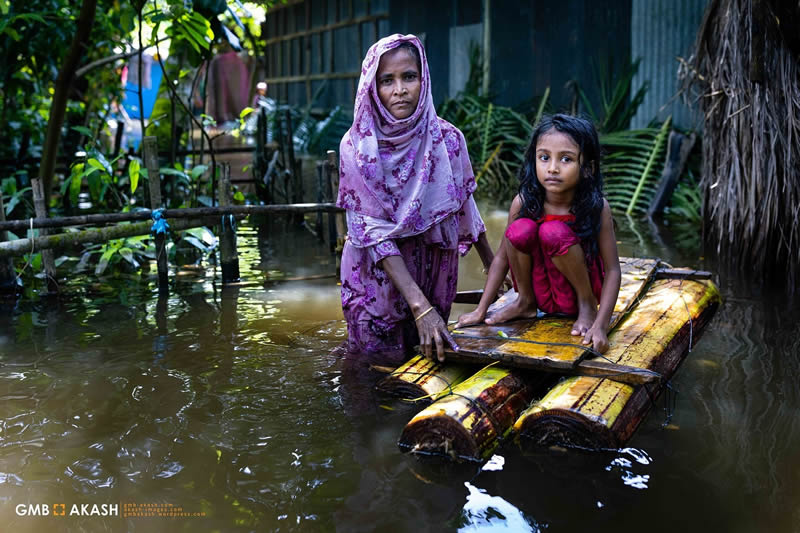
(315, 161), (325, 241)
(217, 163), (240, 283)
(481, 0), (491, 97)
(326, 150), (345, 269)
(0, 191), (16, 291)
(143, 136), (168, 293)
(0, 203), (344, 232)
(284, 109), (303, 205)
(31, 178), (58, 293)
(0, 217), (213, 258)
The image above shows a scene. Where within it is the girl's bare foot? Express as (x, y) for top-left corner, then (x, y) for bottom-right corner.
(484, 297), (539, 325)
(571, 299), (598, 336)
(456, 308), (487, 328)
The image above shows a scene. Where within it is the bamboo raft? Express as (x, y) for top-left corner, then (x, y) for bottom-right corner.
(376, 257), (720, 461)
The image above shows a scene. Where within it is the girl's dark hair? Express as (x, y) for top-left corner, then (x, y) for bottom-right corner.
(395, 42), (422, 73)
(517, 113), (605, 257)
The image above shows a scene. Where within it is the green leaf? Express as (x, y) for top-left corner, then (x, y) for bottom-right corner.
(0, 0), (9, 16)
(71, 125), (93, 137)
(160, 167), (187, 177)
(120, 9), (134, 32)
(87, 158), (105, 171)
(129, 159), (140, 194)
(69, 173), (82, 205)
(184, 226), (217, 246)
(95, 245), (118, 276)
(87, 171), (101, 202)
(190, 165), (208, 179)
(118, 247), (138, 267)
(233, 191), (245, 203)
(182, 235), (208, 252)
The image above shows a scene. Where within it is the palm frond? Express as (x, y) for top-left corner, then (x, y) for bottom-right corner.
(602, 117), (671, 215)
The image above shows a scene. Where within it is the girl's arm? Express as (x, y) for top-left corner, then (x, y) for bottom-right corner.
(457, 196), (522, 326)
(456, 240), (510, 326)
(380, 255), (458, 363)
(583, 199), (621, 352)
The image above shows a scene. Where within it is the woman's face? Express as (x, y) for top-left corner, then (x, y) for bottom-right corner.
(376, 47), (421, 119)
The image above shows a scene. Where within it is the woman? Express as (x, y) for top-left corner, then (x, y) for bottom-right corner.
(337, 34), (493, 364)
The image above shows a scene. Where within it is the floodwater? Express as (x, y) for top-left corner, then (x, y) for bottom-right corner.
(1, 207), (799, 533)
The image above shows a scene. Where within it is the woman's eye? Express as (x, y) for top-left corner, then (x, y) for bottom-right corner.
(404, 74), (417, 81)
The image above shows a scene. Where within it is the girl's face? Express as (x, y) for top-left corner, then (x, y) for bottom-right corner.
(376, 48), (421, 119)
(535, 130), (582, 197)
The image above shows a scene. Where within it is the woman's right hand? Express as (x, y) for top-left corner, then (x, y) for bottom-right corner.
(415, 307), (459, 363)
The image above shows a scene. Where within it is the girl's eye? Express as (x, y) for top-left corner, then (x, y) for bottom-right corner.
(538, 154), (549, 161)
(561, 156), (572, 163)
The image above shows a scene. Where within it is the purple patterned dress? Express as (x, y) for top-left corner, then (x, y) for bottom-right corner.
(337, 34), (487, 363)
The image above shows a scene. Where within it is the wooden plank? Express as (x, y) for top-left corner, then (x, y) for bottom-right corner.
(445, 257), (659, 377)
(262, 13), (387, 45)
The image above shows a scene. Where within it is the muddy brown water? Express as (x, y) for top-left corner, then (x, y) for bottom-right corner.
(1, 208), (799, 532)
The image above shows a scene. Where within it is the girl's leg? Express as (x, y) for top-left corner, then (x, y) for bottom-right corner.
(485, 219), (540, 324)
(538, 221), (598, 335)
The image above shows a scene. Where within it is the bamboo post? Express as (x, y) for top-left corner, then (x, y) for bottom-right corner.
(0, 191), (17, 292)
(143, 136), (169, 293)
(648, 132), (697, 217)
(326, 150), (345, 269)
(315, 161), (325, 241)
(31, 178), (58, 294)
(481, 0), (491, 97)
(217, 163), (240, 283)
(284, 109), (304, 209)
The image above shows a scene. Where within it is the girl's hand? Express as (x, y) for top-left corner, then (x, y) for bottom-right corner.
(456, 307), (486, 328)
(415, 308), (459, 363)
(582, 326), (609, 354)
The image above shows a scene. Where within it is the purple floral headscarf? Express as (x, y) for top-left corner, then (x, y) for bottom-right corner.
(337, 34), (477, 244)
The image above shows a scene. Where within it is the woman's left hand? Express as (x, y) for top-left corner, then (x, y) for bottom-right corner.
(415, 308), (459, 363)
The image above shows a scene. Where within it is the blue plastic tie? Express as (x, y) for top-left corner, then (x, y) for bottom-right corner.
(151, 208), (170, 236)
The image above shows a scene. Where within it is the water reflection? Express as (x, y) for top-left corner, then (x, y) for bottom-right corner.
(459, 481), (540, 532)
(1, 211), (800, 532)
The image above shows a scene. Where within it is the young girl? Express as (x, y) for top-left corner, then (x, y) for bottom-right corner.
(457, 114), (621, 353)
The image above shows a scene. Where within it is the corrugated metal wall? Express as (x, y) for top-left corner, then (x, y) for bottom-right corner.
(261, 0), (708, 132)
(491, 0), (632, 113)
(630, 0), (709, 130)
(262, 0), (389, 109)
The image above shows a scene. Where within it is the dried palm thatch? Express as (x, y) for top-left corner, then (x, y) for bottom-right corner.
(681, 0), (800, 284)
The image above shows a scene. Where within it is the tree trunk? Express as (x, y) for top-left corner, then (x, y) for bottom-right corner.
(399, 367), (541, 462)
(376, 355), (475, 402)
(38, 0), (99, 205)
